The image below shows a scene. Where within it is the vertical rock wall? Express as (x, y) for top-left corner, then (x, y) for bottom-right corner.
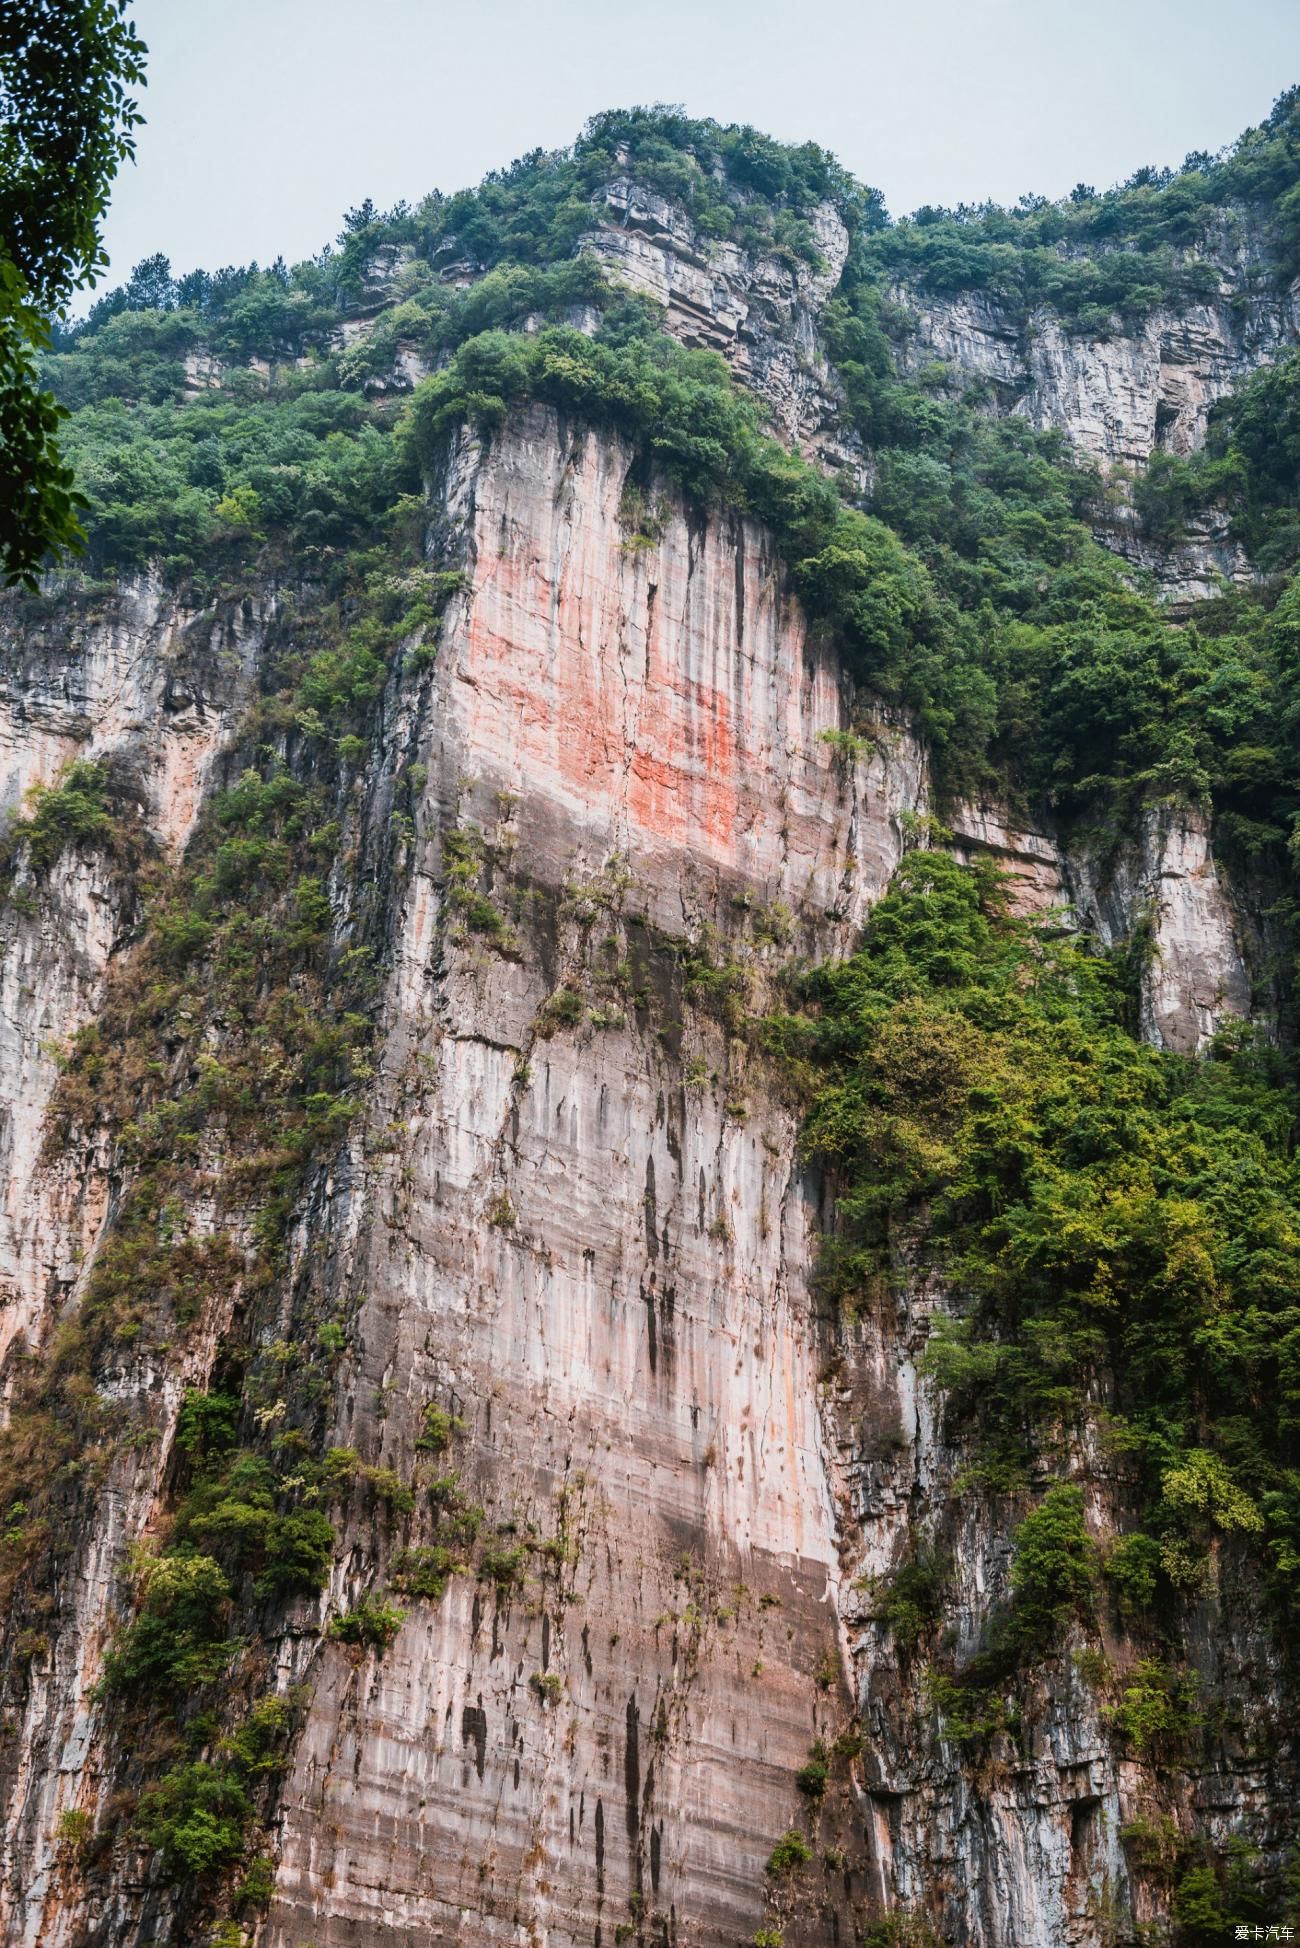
(263, 410), (926, 1946)
(0, 587), (264, 1368)
(0, 410), (1268, 1946)
(892, 257), (1300, 604)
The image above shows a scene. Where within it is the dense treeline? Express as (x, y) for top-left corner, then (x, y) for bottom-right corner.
(865, 85), (1300, 332)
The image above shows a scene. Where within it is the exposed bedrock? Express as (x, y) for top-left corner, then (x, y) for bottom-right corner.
(0, 411), (1264, 1945)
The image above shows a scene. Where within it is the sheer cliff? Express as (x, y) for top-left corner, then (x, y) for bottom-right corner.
(2, 97), (1300, 1948)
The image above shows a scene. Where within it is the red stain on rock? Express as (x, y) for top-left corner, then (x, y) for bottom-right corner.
(454, 462), (750, 858)
(437, 412), (924, 929)
(626, 674), (738, 853)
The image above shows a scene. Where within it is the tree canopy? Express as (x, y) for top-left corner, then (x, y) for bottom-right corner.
(0, 0), (146, 587)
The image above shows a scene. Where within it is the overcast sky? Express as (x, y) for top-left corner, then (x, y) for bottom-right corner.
(95, 0), (1300, 290)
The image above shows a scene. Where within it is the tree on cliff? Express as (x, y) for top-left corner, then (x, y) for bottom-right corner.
(0, 0), (146, 588)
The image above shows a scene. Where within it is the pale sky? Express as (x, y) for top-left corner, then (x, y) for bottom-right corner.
(96, 0), (1300, 289)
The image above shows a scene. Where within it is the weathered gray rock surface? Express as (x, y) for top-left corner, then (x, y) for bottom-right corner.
(0, 404), (1267, 1945)
(0, 134), (1294, 1942)
(890, 231), (1300, 602)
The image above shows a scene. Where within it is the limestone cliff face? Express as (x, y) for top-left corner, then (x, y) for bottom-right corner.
(0, 393), (1266, 1947)
(263, 409), (927, 1948)
(891, 239), (1300, 602)
(579, 183), (857, 472)
(1069, 807), (1254, 1052)
(0, 585), (264, 1370)
(893, 271), (1300, 477)
(0, 411), (925, 1948)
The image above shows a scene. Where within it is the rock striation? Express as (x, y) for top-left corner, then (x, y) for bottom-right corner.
(0, 402), (1264, 1945)
(580, 183), (857, 471)
(0, 127), (1294, 1948)
(890, 239), (1300, 602)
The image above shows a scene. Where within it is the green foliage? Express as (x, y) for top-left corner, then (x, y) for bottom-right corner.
(50, 385), (408, 576)
(1, 4), (147, 305)
(1104, 1659), (1204, 1755)
(1161, 1446), (1264, 1584)
(870, 1546), (950, 1655)
(920, 1668), (1012, 1747)
(100, 1549), (236, 1696)
(779, 851), (1300, 1612)
(55, 1807), (92, 1853)
(173, 1448), (335, 1599)
(226, 1695), (294, 1774)
(237, 1853), (275, 1907)
(794, 1742), (829, 1798)
(1119, 1813), (1181, 1877)
(415, 1404), (465, 1453)
(328, 1599), (405, 1651)
(1005, 1485), (1097, 1656)
(135, 1762), (251, 1877)
(426, 1474), (485, 1551)
(816, 222), (1300, 837)
(1173, 1864), (1228, 1935)
(0, 0), (147, 585)
(1104, 1532), (1163, 1618)
(537, 984), (585, 1034)
(1119, 1821), (1269, 1936)
(479, 1543), (527, 1591)
(0, 757), (133, 881)
(337, 107), (860, 287)
(134, 1696), (295, 1884)
(253, 1507), (337, 1599)
(766, 1829), (814, 1875)
(396, 301), (1300, 819)
(176, 1388), (241, 1462)
(857, 89), (1300, 331)
(316, 1320), (346, 1359)
(1212, 345), (1300, 569)
(359, 1463), (414, 1514)
(38, 104), (858, 584)
(390, 1544), (461, 1599)
(0, 261), (86, 588)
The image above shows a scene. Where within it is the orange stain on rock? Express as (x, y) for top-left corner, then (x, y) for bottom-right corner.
(460, 525), (747, 857)
(627, 674), (738, 853)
